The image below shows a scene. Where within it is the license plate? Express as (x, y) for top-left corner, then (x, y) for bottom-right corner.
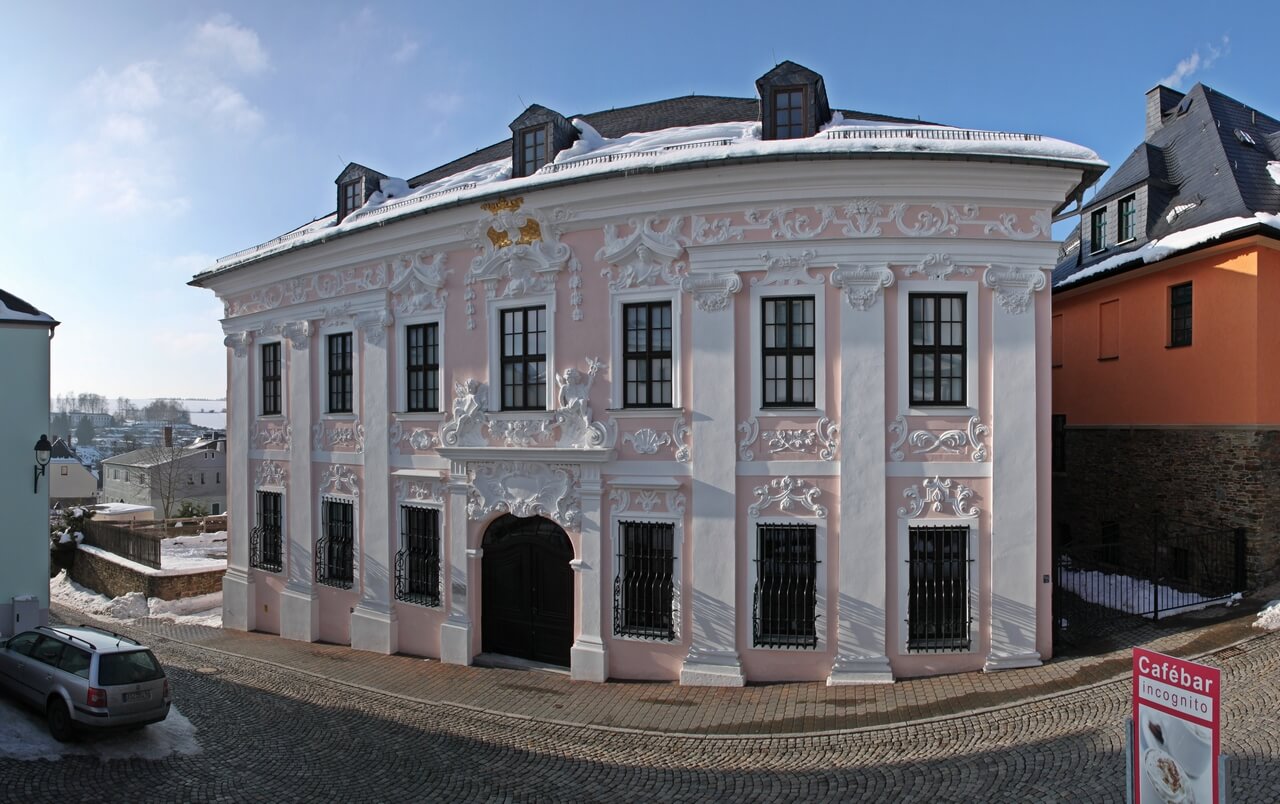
(123, 690), (151, 703)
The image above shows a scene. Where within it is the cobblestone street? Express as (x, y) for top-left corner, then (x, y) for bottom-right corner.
(3, 610), (1278, 803)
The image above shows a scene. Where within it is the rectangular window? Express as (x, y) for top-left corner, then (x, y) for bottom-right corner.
(906, 526), (972, 652)
(622, 302), (673, 408)
(753, 524), (819, 649)
(1118, 195), (1137, 242)
(342, 180), (362, 216)
(1052, 414), (1066, 473)
(1090, 207), (1108, 252)
(762, 296), (816, 407)
(521, 127), (547, 175)
(261, 342), (281, 415)
(317, 499), (354, 588)
(774, 88), (806, 139)
(1170, 283), (1192, 347)
(406, 323), (440, 412)
(909, 293), (966, 406)
(395, 506), (440, 606)
(613, 521), (676, 640)
(500, 306), (547, 411)
(60, 465), (69, 476)
(251, 491), (283, 573)
(327, 333), (353, 413)
(1099, 299), (1120, 359)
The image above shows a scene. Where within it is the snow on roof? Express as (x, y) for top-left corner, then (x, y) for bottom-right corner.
(0, 288), (57, 326)
(1055, 211), (1280, 289)
(1268, 162), (1280, 187)
(203, 116), (1103, 276)
(90, 502), (155, 516)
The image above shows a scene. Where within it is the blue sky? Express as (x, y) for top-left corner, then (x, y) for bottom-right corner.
(1, 2), (1270, 400)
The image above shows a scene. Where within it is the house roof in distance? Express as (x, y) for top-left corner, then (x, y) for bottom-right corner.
(1054, 83), (1280, 290)
(0, 288), (58, 327)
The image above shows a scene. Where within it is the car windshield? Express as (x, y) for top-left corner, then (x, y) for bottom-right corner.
(98, 650), (164, 686)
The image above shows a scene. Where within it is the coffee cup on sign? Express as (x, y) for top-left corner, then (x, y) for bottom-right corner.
(1142, 747), (1190, 804)
(1163, 719), (1212, 779)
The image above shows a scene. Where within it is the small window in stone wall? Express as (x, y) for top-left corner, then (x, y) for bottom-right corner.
(1169, 283), (1192, 348)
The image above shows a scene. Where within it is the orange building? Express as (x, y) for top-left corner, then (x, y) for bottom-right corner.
(1052, 82), (1280, 595)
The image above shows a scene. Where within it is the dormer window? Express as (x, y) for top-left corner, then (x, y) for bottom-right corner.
(520, 127), (548, 176)
(509, 105), (577, 178)
(1118, 195), (1137, 242)
(341, 180), (362, 217)
(774, 88), (807, 139)
(334, 163), (386, 224)
(1090, 207), (1108, 253)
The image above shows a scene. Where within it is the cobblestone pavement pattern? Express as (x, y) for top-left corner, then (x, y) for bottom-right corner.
(2, 608), (1277, 803)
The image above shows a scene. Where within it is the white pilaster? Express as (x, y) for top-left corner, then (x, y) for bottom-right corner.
(679, 272), (744, 686)
(983, 266), (1045, 671)
(439, 461), (473, 665)
(280, 320), (319, 643)
(570, 465), (607, 681)
(350, 312), (397, 654)
(828, 264), (895, 684)
(222, 331), (256, 632)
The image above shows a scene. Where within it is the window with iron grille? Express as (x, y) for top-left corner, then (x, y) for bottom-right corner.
(1118, 195), (1137, 242)
(753, 524), (819, 649)
(500, 306), (547, 410)
(622, 302), (673, 408)
(612, 521), (675, 640)
(1170, 282), (1192, 347)
(774, 88), (806, 139)
(316, 499), (354, 588)
(327, 333), (353, 413)
(395, 506), (440, 606)
(261, 342), (281, 416)
(406, 323), (440, 412)
(251, 491), (283, 573)
(909, 293), (966, 406)
(762, 296), (816, 407)
(520, 126), (547, 176)
(1090, 207), (1108, 252)
(906, 526), (972, 652)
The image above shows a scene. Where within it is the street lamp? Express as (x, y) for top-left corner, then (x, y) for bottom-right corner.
(33, 434), (52, 494)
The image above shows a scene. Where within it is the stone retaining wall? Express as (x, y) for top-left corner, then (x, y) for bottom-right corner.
(69, 548), (224, 600)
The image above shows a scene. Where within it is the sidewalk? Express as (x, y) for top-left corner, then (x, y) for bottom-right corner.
(55, 603), (1268, 737)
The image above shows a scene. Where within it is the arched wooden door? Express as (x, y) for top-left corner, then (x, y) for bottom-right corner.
(481, 515), (574, 667)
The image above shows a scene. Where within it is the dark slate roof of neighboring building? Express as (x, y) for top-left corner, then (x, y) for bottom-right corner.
(0, 288), (58, 326)
(407, 95), (930, 188)
(49, 438), (78, 460)
(1054, 83), (1280, 289)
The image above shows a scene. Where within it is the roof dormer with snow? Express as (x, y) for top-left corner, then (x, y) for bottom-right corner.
(509, 104), (579, 178)
(756, 60), (832, 140)
(336, 162), (390, 224)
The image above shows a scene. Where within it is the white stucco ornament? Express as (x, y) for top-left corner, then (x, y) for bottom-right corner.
(753, 250), (821, 287)
(440, 379), (489, 447)
(553, 358), (613, 448)
(831, 264), (895, 311)
(899, 476), (979, 518)
(281, 321), (311, 350)
(465, 198), (581, 324)
(598, 216), (686, 290)
(467, 461), (581, 529)
(680, 272), (742, 313)
(388, 251), (450, 314)
(748, 476), (827, 519)
(224, 331), (254, 358)
(318, 464), (360, 497)
(983, 264), (1047, 315)
(255, 461), (287, 489)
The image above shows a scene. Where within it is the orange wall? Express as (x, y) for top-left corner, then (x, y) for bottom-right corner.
(1052, 246), (1264, 425)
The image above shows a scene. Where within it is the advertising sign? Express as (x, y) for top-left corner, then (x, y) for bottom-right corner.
(1133, 648), (1221, 803)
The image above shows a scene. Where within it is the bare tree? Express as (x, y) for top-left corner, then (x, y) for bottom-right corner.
(129, 437), (189, 522)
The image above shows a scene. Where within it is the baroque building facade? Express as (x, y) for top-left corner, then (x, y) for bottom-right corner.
(193, 63), (1103, 684)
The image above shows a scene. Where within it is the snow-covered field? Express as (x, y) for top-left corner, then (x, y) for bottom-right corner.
(1057, 567), (1240, 618)
(51, 571), (223, 628)
(159, 529), (227, 572)
(0, 698), (200, 762)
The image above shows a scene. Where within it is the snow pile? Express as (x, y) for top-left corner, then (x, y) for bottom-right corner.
(1254, 600), (1280, 631)
(1057, 567), (1237, 618)
(0, 700), (201, 762)
(50, 571), (222, 627)
(161, 530), (228, 571)
(1268, 162), (1280, 187)
(53, 530), (84, 545)
(1057, 212), (1280, 288)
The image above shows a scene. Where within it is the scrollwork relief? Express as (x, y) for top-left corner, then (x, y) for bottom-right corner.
(318, 464), (360, 497)
(598, 216), (686, 290)
(901, 253), (975, 281)
(898, 476), (979, 519)
(748, 476), (827, 519)
(467, 461), (581, 529)
(255, 461), (287, 489)
(983, 264), (1047, 315)
(831, 263), (894, 311)
(752, 250), (821, 287)
(395, 477), (445, 505)
(388, 251), (450, 314)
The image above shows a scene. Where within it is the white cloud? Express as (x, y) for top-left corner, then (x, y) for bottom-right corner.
(188, 14), (270, 75)
(81, 62), (163, 111)
(197, 84), (265, 133)
(98, 113), (152, 146)
(1160, 35), (1230, 89)
(392, 37), (420, 64)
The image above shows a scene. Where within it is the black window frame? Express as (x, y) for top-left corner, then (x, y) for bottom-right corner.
(341, 179), (362, 217)
(761, 296), (816, 408)
(316, 498), (354, 589)
(622, 301), (674, 409)
(519, 125), (548, 176)
(261, 342), (282, 416)
(251, 490), (283, 573)
(906, 525), (972, 652)
(1090, 207), (1108, 253)
(500, 305), (547, 411)
(612, 521), (676, 640)
(1118, 195), (1137, 242)
(395, 505), (441, 607)
(752, 523), (819, 649)
(327, 333), (353, 413)
(405, 322), (440, 413)
(909, 293), (967, 407)
(1169, 282), (1192, 348)
(773, 87), (808, 139)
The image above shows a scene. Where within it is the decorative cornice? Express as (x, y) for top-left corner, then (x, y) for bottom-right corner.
(831, 263), (895, 311)
(898, 476), (979, 518)
(467, 461), (581, 529)
(748, 476), (827, 519)
(680, 272), (742, 313)
(983, 264), (1047, 315)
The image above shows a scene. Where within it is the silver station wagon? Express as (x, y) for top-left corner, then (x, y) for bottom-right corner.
(0, 625), (171, 741)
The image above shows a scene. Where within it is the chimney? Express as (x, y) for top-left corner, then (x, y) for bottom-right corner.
(164, 426), (173, 447)
(1145, 85), (1185, 139)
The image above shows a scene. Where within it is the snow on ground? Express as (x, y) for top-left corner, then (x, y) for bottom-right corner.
(1057, 567), (1239, 618)
(1255, 600), (1280, 631)
(161, 529), (227, 571)
(0, 697), (200, 762)
(50, 571), (222, 628)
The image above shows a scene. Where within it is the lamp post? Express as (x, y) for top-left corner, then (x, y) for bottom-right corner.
(33, 433), (52, 494)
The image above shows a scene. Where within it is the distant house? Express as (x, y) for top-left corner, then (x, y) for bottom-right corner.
(101, 431), (227, 518)
(1052, 82), (1280, 588)
(0, 288), (59, 637)
(47, 437), (97, 506)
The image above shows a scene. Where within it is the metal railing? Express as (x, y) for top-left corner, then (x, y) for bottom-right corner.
(825, 127), (1042, 142)
(752, 524), (819, 649)
(612, 521), (676, 640)
(540, 138), (736, 175)
(249, 525), (283, 573)
(80, 520), (162, 570)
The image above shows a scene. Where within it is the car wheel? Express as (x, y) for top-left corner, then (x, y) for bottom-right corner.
(46, 698), (75, 742)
